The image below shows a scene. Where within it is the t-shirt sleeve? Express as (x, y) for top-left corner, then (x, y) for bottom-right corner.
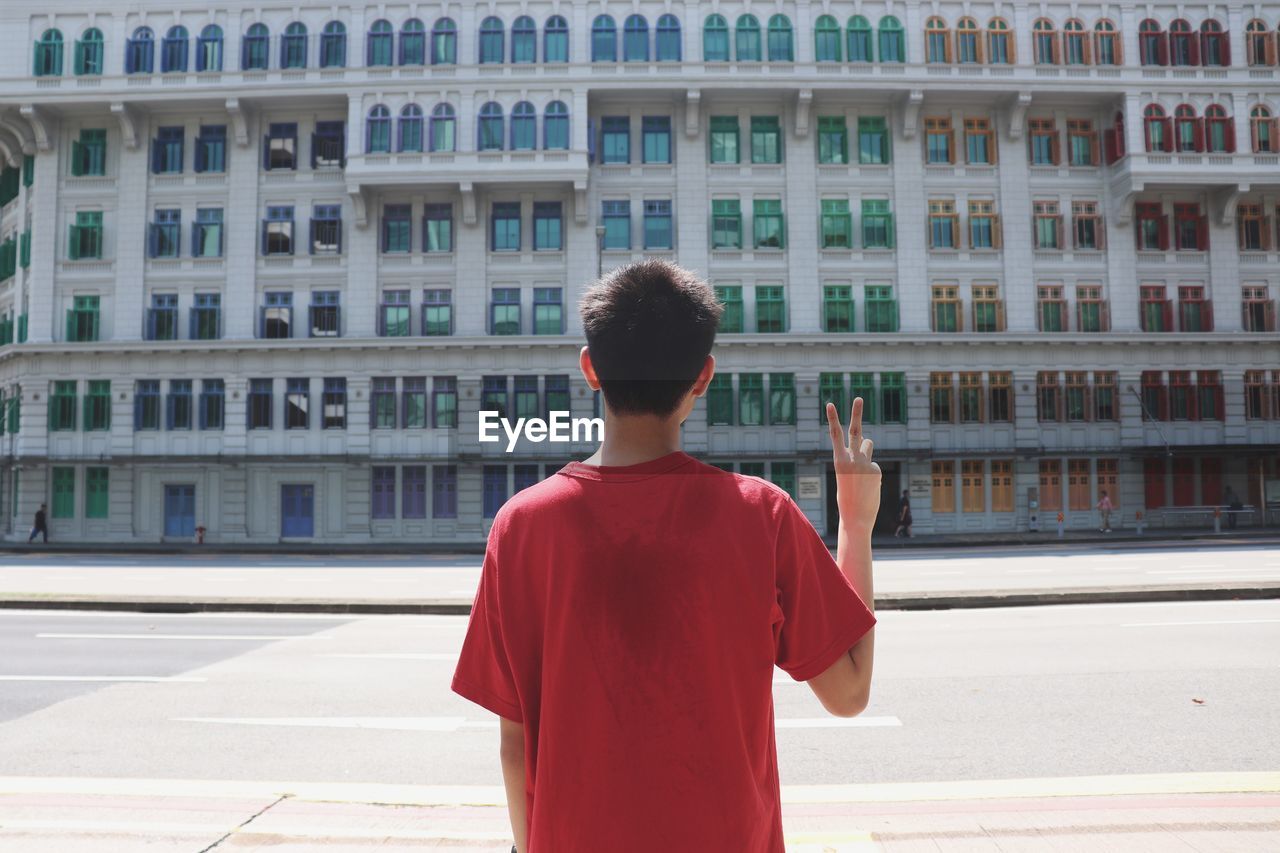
(451, 533), (523, 722)
(773, 495), (877, 682)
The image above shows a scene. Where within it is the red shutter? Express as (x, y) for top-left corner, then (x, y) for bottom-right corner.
(1193, 117), (1206, 152)
(1266, 301), (1277, 332)
(1221, 34), (1231, 66)
(1105, 128), (1119, 163)
(1161, 300), (1173, 331)
(1187, 33), (1201, 65)
(1157, 33), (1169, 65)
(1158, 214), (1170, 250)
(1203, 300), (1214, 331)
(1161, 117), (1175, 152)
(1224, 120), (1236, 152)
(1196, 214), (1208, 250)
(1144, 118), (1154, 151)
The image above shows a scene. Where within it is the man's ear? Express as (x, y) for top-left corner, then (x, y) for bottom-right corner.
(579, 346), (601, 391)
(689, 355), (716, 398)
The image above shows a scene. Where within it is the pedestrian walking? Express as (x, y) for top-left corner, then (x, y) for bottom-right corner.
(27, 503), (49, 543)
(1097, 490), (1114, 532)
(893, 489), (913, 538)
(452, 260), (879, 853)
(1224, 485), (1242, 530)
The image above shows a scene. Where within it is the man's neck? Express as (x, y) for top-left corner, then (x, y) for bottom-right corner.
(583, 412), (682, 468)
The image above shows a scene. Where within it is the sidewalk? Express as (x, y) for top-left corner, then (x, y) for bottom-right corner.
(1, 773), (1276, 851)
(1, 526), (1275, 555)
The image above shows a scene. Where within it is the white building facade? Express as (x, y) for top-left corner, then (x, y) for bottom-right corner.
(0, 1), (1277, 543)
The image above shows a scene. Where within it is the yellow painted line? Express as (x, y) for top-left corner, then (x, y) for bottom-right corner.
(0, 772), (1276, 808)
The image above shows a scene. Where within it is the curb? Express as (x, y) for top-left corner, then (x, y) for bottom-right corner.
(2, 584), (1277, 615)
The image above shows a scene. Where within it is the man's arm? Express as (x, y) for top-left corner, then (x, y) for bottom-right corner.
(499, 716), (529, 853)
(806, 398), (879, 718)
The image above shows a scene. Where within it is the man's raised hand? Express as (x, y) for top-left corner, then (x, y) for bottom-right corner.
(825, 397), (882, 535)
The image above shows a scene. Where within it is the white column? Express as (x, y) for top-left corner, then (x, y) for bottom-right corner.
(112, 115), (149, 341)
(891, 102), (929, 333)
(24, 148), (58, 344)
(995, 105), (1035, 333)
(223, 110), (260, 339)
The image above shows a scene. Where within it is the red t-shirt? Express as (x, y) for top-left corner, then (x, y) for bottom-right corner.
(452, 451), (876, 852)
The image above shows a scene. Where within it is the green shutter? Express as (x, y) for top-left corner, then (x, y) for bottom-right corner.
(51, 467), (75, 518)
(85, 467), (109, 518)
(70, 141), (84, 177)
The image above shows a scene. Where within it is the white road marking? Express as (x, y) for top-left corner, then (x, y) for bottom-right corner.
(920, 570), (963, 576)
(1006, 568), (1051, 574)
(1121, 619), (1280, 628)
(0, 675), (206, 683)
(316, 653), (456, 661)
(35, 633), (332, 641)
(173, 715), (902, 732)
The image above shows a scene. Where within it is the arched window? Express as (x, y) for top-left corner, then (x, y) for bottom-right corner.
(478, 102), (504, 151)
(591, 15), (616, 62)
(545, 15), (569, 62)
(126, 26), (155, 74)
(367, 105), (392, 153)
(242, 23), (269, 71)
(987, 18), (1013, 64)
(511, 102), (536, 150)
(1168, 19), (1196, 66)
(1200, 20), (1227, 67)
(736, 14), (761, 61)
(1032, 19), (1057, 65)
(623, 14), (648, 61)
(281, 22), (308, 69)
(1139, 19), (1168, 66)
(74, 27), (104, 75)
(656, 14), (681, 61)
(925, 17), (950, 63)
(847, 16), (872, 62)
(197, 25), (223, 71)
(766, 14), (793, 61)
(545, 101), (569, 149)
(1094, 19), (1119, 65)
(1204, 104), (1233, 152)
(1062, 20), (1086, 64)
(1251, 106), (1275, 153)
(429, 18), (454, 65)
(879, 16), (904, 63)
(430, 104), (456, 152)
(367, 19), (393, 66)
(479, 17), (503, 64)
(34, 29), (64, 77)
(511, 15), (536, 63)
(398, 104), (424, 152)
(1245, 20), (1273, 67)
(1143, 104), (1170, 152)
(320, 21), (347, 68)
(955, 18), (980, 64)
(704, 14), (729, 61)
(401, 19), (426, 65)
(814, 15), (840, 62)
(162, 25), (188, 73)
(1173, 104), (1199, 152)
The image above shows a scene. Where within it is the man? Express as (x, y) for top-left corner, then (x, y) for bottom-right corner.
(28, 503), (48, 544)
(1097, 490), (1114, 533)
(893, 488), (912, 538)
(452, 260), (879, 853)
(1223, 485), (1242, 530)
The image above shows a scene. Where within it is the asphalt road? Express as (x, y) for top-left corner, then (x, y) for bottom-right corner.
(2, 541), (1278, 604)
(0, 599), (1276, 787)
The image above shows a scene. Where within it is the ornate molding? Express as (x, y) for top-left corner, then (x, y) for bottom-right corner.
(0, 111), (36, 155)
(346, 184), (368, 228)
(225, 97), (249, 147)
(109, 102), (140, 150)
(574, 179), (588, 224)
(794, 89), (813, 138)
(0, 136), (16, 168)
(1008, 91), (1032, 140)
(685, 89), (701, 138)
(1215, 184), (1248, 227)
(1114, 189), (1138, 226)
(460, 181), (477, 226)
(901, 90), (924, 139)
(17, 105), (52, 151)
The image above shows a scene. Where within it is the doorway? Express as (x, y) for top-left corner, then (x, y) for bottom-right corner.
(280, 484), (315, 538)
(163, 484), (196, 538)
(826, 462), (901, 536)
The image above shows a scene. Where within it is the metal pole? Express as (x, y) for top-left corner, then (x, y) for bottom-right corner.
(595, 225), (606, 279)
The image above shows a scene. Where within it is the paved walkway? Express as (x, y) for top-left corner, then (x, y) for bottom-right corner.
(1, 774), (1276, 851)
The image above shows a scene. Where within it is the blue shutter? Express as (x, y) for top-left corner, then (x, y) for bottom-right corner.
(587, 118), (596, 161)
(262, 135), (270, 170)
(193, 137), (205, 172)
(150, 138), (162, 173)
(310, 132), (318, 169)
(147, 223), (158, 258)
(125, 41), (136, 74)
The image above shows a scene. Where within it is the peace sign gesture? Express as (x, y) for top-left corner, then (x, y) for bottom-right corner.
(825, 397), (882, 535)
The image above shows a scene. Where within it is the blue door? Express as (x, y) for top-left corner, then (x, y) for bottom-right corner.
(163, 485), (196, 537)
(280, 484), (315, 538)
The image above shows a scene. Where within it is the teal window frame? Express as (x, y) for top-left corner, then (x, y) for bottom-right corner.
(865, 285), (899, 332)
(755, 285), (787, 333)
(769, 373), (796, 425)
(85, 467), (109, 518)
(817, 116), (848, 164)
(857, 116), (890, 164)
(715, 285), (743, 332)
(750, 116), (782, 164)
(752, 199), (785, 249)
(861, 199), (895, 248)
(818, 373), (846, 422)
(711, 199), (742, 249)
(707, 374), (734, 425)
(49, 380), (77, 431)
(880, 373), (906, 423)
(823, 285), (854, 332)
(739, 373), (764, 425)
(820, 199), (852, 248)
(709, 116), (739, 163)
(52, 467), (75, 519)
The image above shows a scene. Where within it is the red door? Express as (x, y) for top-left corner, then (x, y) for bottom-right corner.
(1172, 457), (1195, 506)
(1200, 458), (1223, 505)
(1144, 458), (1166, 509)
